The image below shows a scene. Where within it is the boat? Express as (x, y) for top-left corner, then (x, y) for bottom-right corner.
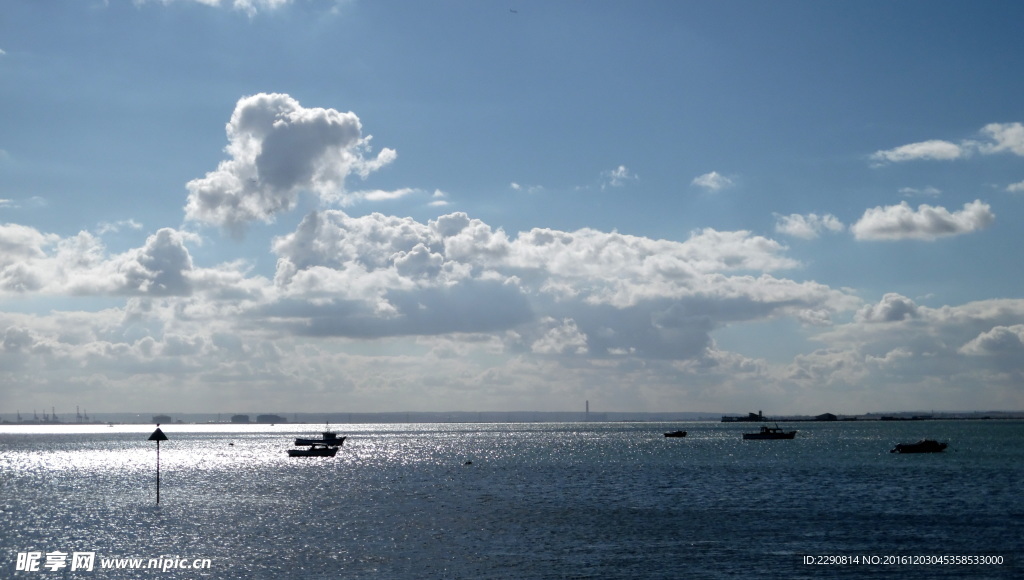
(287, 425), (346, 458)
(664, 430), (687, 438)
(742, 424), (797, 440)
(294, 430), (346, 447)
(890, 439), (948, 453)
(287, 445), (339, 458)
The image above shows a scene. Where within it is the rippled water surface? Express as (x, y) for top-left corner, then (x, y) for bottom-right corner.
(2, 421), (1021, 578)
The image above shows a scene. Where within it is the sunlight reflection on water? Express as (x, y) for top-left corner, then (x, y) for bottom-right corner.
(1, 421), (1022, 578)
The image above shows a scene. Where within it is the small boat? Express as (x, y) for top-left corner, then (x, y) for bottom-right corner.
(890, 439), (948, 454)
(664, 430), (687, 438)
(287, 445), (338, 458)
(743, 424), (797, 440)
(294, 430), (346, 447)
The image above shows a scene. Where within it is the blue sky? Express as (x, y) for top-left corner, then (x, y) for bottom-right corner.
(2, 0), (1023, 416)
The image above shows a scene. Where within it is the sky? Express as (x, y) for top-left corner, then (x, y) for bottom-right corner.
(1, 0), (1023, 416)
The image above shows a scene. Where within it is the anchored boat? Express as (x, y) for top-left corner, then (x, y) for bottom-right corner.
(742, 424), (797, 440)
(890, 439), (947, 453)
(287, 446), (339, 457)
(287, 425), (346, 458)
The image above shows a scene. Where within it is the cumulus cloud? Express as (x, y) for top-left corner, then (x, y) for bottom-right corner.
(184, 93), (396, 234)
(530, 318), (588, 355)
(855, 293), (919, 323)
(1007, 181), (1024, 193)
(691, 171), (733, 192)
(850, 200), (994, 241)
(978, 122), (1024, 156)
(959, 325), (1024, 356)
(261, 208), (857, 363)
(0, 225), (260, 301)
(785, 297), (1024, 409)
(774, 213), (845, 239)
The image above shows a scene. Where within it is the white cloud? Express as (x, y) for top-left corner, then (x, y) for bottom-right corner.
(1007, 181), (1024, 193)
(261, 208), (856, 365)
(530, 318), (588, 355)
(959, 325), (1024, 357)
(350, 188), (419, 203)
(870, 122), (1024, 165)
(784, 297), (1024, 408)
(184, 93), (396, 234)
(96, 219), (144, 235)
(601, 165), (637, 189)
(691, 171), (733, 192)
(855, 293), (919, 323)
(899, 186), (942, 197)
(428, 189), (450, 207)
(134, 0), (293, 16)
(870, 139), (964, 164)
(510, 182), (544, 194)
(850, 199), (994, 241)
(774, 213), (845, 239)
(0, 224), (264, 301)
(978, 122), (1024, 156)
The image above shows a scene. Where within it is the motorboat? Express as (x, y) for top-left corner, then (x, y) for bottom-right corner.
(294, 430), (346, 447)
(742, 425), (796, 440)
(663, 430), (687, 438)
(890, 439), (947, 453)
(288, 425), (346, 457)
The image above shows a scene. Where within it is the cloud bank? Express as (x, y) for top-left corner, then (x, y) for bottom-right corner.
(4, 94), (1022, 414)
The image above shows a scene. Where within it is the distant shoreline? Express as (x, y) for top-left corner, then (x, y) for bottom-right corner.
(3, 410), (1023, 426)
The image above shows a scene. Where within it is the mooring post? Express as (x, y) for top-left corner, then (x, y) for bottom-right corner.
(148, 425), (168, 504)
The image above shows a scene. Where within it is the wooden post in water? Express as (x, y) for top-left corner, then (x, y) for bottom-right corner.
(148, 426), (168, 504)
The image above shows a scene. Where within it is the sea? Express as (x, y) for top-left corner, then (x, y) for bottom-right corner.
(1, 420), (1021, 579)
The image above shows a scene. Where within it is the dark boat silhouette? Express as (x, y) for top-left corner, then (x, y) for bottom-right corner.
(742, 424), (796, 440)
(288, 426), (346, 458)
(294, 430), (346, 447)
(890, 439), (947, 453)
(664, 430), (687, 438)
(287, 445), (338, 458)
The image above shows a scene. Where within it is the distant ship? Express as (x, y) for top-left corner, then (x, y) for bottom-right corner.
(663, 430), (687, 438)
(743, 425), (797, 440)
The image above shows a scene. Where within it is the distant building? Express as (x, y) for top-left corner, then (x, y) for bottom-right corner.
(256, 414), (286, 424)
(152, 414), (172, 424)
(231, 414), (250, 424)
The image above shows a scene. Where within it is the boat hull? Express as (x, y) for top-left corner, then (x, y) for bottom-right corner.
(890, 440), (947, 453)
(287, 447), (338, 457)
(664, 431), (687, 438)
(742, 432), (796, 440)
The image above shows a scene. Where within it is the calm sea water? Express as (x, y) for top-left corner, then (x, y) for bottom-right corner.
(1, 421), (1021, 579)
